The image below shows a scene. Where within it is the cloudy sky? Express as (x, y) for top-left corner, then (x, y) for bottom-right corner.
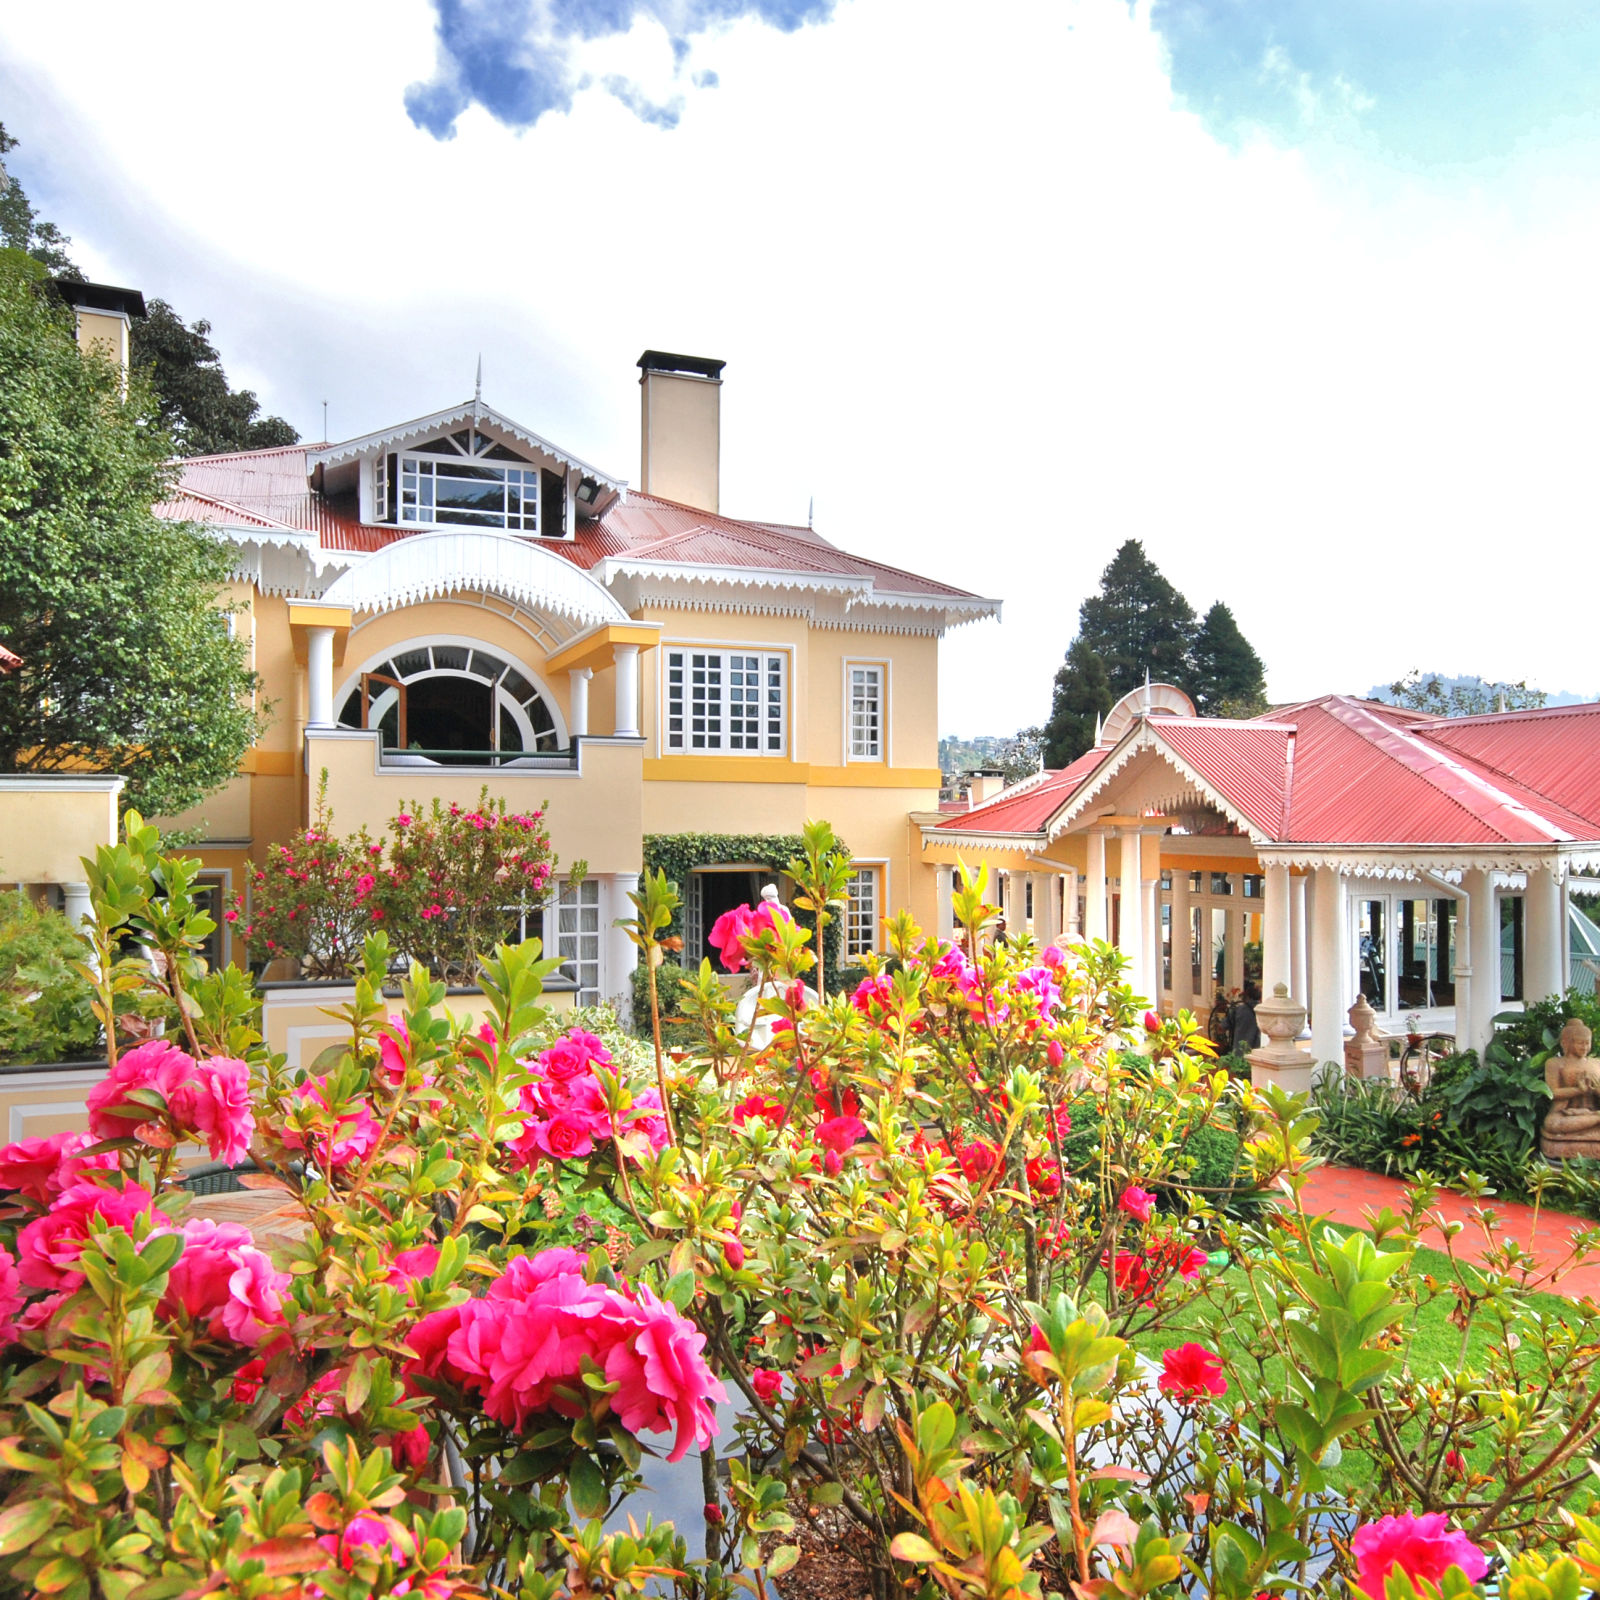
(4, 0), (1600, 737)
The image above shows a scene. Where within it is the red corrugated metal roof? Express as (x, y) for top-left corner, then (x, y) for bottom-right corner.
(936, 749), (1107, 834)
(163, 446), (983, 600)
(0, 643), (20, 673)
(936, 695), (1600, 848)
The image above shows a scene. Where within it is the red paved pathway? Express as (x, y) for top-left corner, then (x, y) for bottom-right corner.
(1299, 1165), (1600, 1302)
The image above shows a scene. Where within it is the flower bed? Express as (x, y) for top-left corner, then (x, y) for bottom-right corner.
(2, 816), (1600, 1600)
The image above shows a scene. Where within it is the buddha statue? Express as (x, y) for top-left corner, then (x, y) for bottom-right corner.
(1540, 1018), (1600, 1159)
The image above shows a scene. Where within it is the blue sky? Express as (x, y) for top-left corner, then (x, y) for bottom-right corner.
(1156, 0), (1600, 171)
(3, 1), (1600, 731)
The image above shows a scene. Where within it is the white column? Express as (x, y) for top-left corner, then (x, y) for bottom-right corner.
(1262, 860), (1292, 999)
(1085, 832), (1107, 941)
(613, 644), (640, 738)
(1290, 873), (1309, 1029)
(935, 866), (955, 942)
(1143, 874), (1161, 1004)
(1310, 865), (1347, 1068)
(1170, 868), (1192, 1014)
(1525, 862), (1564, 1004)
(62, 882), (93, 931)
(1456, 870), (1499, 1054)
(1063, 869), (1080, 943)
(568, 668), (592, 739)
(307, 627), (336, 729)
(609, 872), (641, 1024)
(1118, 829), (1144, 994)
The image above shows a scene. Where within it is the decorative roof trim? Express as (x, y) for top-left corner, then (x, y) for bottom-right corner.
(306, 401), (625, 492)
(318, 528), (630, 630)
(595, 558), (873, 594)
(1049, 724), (1267, 842)
(1257, 845), (1599, 876)
(920, 825), (1046, 850)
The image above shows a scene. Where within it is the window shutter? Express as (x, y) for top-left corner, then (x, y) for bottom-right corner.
(541, 469), (566, 539)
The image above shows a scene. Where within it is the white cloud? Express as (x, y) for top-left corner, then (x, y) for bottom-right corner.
(2, 0), (1599, 738)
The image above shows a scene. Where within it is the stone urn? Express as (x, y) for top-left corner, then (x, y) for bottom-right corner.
(1344, 995), (1389, 1081)
(1248, 982), (1315, 1093)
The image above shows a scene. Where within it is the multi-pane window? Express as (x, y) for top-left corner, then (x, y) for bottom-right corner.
(846, 867), (880, 959)
(400, 455), (541, 533)
(547, 879), (601, 1005)
(374, 454), (389, 521)
(848, 664), (884, 760)
(664, 648), (786, 754)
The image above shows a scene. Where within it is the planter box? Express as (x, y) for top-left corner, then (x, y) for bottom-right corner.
(261, 973), (579, 1070)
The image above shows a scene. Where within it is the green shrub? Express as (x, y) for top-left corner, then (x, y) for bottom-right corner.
(0, 892), (98, 1064)
(1057, 1091), (1245, 1208)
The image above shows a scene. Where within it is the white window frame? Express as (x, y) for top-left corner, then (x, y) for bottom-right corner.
(843, 659), (888, 763)
(373, 453), (389, 522)
(844, 860), (887, 959)
(661, 644), (789, 756)
(398, 451), (542, 535)
(544, 878), (603, 1005)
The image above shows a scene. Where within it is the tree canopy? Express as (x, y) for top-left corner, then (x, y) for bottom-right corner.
(1189, 600), (1267, 717)
(1383, 670), (1547, 718)
(0, 252), (268, 814)
(1039, 541), (1271, 766)
(0, 122), (298, 456)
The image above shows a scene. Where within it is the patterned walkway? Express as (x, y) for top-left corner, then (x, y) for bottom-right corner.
(1300, 1164), (1600, 1302)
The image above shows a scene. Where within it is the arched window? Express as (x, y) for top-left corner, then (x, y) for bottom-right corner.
(337, 642), (563, 764)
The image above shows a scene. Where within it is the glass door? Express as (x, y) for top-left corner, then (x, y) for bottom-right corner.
(1356, 897), (1390, 1013)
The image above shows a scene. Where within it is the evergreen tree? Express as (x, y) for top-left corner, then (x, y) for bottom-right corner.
(0, 252), (268, 815)
(1077, 539), (1196, 694)
(0, 127), (75, 275)
(1041, 638), (1115, 768)
(132, 299), (300, 455)
(1189, 601), (1267, 716)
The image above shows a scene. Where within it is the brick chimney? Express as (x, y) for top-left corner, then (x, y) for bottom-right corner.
(55, 280), (146, 392)
(638, 350), (724, 513)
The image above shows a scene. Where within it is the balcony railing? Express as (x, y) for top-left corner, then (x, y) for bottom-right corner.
(376, 746), (578, 771)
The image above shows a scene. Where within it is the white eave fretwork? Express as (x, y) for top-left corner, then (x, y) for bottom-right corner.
(594, 560), (1002, 636)
(1048, 722), (1273, 843)
(306, 402), (625, 496)
(319, 529), (631, 633)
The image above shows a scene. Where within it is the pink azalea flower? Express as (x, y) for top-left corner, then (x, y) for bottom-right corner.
(815, 1115), (868, 1155)
(1045, 1039), (1065, 1068)
(532, 1111), (599, 1161)
(0, 1246), (22, 1347)
(85, 1039), (194, 1140)
(601, 1280), (728, 1462)
(1178, 1246), (1209, 1281)
(540, 1029), (611, 1083)
(1119, 1186), (1157, 1223)
(388, 1245), (441, 1288)
(157, 1218), (290, 1346)
(281, 1076), (383, 1168)
(378, 1016), (410, 1088)
(0, 1132), (116, 1206)
(707, 900), (791, 973)
(733, 1095), (785, 1128)
(751, 1366), (784, 1404)
(16, 1182), (156, 1291)
(1351, 1514), (1488, 1599)
(166, 1056), (255, 1165)
(627, 1088), (671, 1155)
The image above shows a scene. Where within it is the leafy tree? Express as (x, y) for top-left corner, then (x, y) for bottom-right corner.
(131, 299), (299, 455)
(995, 726), (1046, 785)
(1041, 637), (1114, 768)
(1077, 539), (1196, 693)
(1384, 670), (1546, 718)
(0, 126), (75, 275)
(0, 122), (297, 456)
(0, 252), (269, 815)
(1189, 600), (1267, 716)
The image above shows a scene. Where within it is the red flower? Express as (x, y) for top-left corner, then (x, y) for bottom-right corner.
(733, 1094), (785, 1128)
(1158, 1343), (1227, 1402)
(815, 1115), (868, 1155)
(751, 1367), (784, 1404)
(1119, 1185), (1156, 1223)
(1026, 1155), (1061, 1200)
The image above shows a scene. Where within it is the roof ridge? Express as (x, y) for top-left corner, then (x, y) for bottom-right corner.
(1432, 700), (1600, 727)
(1324, 697), (1573, 843)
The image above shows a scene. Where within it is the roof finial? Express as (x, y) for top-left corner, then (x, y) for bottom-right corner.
(1094, 711), (1104, 744)
(1498, 689), (1507, 714)
(474, 355), (483, 413)
(808, 495), (813, 529)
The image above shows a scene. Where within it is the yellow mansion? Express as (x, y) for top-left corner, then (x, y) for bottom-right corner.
(147, 349), (999, 1006)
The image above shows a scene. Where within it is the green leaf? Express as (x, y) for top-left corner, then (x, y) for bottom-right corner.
(569, 1453), (607, 1520)
(663, 1271), (696, 1311)
(890, 1533), (941, 1564)
(0, 1498), (55, 1554)
(767, 1544), (801, 1577)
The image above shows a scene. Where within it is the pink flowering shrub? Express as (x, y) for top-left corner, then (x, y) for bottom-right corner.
(4, 813), (1600, 1600)
(235, 783), (555, 981)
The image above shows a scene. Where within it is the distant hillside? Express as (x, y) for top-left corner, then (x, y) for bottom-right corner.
(939, 735), (1011, 776)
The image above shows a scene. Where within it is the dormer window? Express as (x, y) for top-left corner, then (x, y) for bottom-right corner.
(381, 428), (566, 537)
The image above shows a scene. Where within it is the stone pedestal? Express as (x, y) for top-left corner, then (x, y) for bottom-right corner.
(1249, 982), (1316, 1094)
(1343, 995), (1390, 1081)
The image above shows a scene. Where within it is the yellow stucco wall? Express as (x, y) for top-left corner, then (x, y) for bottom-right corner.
(0, 780), (122, 884)
(304, 729), (645, 876)
(639, 371), (720, 513)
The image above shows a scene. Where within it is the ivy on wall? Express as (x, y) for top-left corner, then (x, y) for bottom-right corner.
(641, 832), (850, 979)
